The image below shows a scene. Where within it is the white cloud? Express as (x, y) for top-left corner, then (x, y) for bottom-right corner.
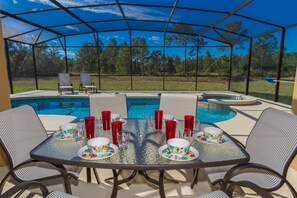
(65, 25), (80, 32)
(32, 8), (38, 11)
(26, 0), (168, 21)
(57, 49), (76, 58)
(13, 0), (18, 4)
(148, 36), (160, 41)
(123, 6), (168, 21)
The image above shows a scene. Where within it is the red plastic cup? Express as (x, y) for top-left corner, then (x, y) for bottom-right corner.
(102, 110), (111, 131)
(84, 116), (95, 139)
(166, 120), (176, 142)
(111, 121), (122, 145)
(154, 110), (163, 130)
(184, 115), (194, 135)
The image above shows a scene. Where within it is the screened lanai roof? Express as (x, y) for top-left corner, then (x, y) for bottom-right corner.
(1, 0), (296, 45)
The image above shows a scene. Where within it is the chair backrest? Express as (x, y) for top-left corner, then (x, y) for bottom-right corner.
(80, 73), (91, 86)
(159, 93), (198, 120)
(89, 94), (128, 118)
(0, 105), (48, 169)
(246, 108), (297, 176)
(58, 73), (71, 86)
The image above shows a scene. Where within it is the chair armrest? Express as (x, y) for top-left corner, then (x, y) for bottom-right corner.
(1, 181), (49, 197)
(0, 159), (69, 194)
(226, 180), (273, 198)
(222, 162), (297, 198)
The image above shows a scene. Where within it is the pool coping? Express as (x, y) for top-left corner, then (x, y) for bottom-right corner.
(200, 93), (258, 105)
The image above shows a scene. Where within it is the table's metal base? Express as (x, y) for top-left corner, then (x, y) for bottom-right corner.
(110, 169), (166, 198)
(86, 168), (101, 184)
(191, 168), (199, 189)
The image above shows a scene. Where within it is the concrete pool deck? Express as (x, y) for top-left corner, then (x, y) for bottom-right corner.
(8, 90), (297, 197)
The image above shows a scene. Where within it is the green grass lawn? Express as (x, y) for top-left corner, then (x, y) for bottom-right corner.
(230, 80), (293, 105)
(11, 76), (293, 105)
(12, 75), (229, 92)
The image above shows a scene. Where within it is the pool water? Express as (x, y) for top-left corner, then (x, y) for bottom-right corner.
(11, 97), (236, 123)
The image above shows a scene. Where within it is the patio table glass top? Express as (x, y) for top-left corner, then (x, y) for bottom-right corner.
(31, 119), (249, 170)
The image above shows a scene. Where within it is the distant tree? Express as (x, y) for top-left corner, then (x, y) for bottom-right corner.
(76, 42), (98, 72)
(252, 33), (278, 77)
(8, 42), (33, 77)
(116, 42), (131, 74)
(148, 50), (163, 75)
(282, 52), (297, 78)
(200, 51), (214, 73)
(166, 23), (206, 74)
(218, 21), (248, 48)
(101, 39), (118, 74)
(165, 56), (176, 75)
(132, 37), (149, 75)
(34, 43), (66, 76)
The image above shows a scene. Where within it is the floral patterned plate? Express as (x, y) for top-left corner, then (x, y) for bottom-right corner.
(158, 144), (199, 161)
(77, 144), (118, 160)
(194, 132), (229, 144)
(53, 131), (75, 141)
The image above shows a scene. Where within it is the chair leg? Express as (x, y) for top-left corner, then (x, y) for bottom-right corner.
(14, 188), (26, 198)
(62, 173), (72, 194)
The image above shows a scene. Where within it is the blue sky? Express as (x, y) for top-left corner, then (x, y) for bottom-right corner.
(1, 0), (297, 58)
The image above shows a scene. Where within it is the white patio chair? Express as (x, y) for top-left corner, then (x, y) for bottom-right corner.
(0, 169), (78, 198)
(58, 73), (74, 95)
(196, 188), (273, 198)
(89, 94), (128, 118)
(0, 105), (82, 195)
(196, 191), (229, 198)
(159, 93), (198, 120)
(79, 73), (97, 94)
(205, 108), (297, 197)
(89, 93), (127, 182)
(159, 93), (198, 186)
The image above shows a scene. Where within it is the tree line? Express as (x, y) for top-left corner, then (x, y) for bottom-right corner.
(7, 23), (296, 81)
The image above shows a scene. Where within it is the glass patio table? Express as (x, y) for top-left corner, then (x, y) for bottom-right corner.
(30, 119), (249, 198)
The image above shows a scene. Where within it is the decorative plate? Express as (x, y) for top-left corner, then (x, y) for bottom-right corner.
(77, 144), (118, 160)
(120, 118), (127, 125)
(194, 132), (228, 144)
(53, 131), (75, 141)
(158, 144), (199, 161)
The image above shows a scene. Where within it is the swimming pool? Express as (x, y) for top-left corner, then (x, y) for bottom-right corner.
(11, 97), (236, 123)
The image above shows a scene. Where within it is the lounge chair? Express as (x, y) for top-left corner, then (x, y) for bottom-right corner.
(89, 94), (128, 118)
(159, 93), (198, 120)
(0, 105), (82, 194)
(58, 73), (74, 95)
(79, 73), (97, 94)
(205, 108), (297, 197)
